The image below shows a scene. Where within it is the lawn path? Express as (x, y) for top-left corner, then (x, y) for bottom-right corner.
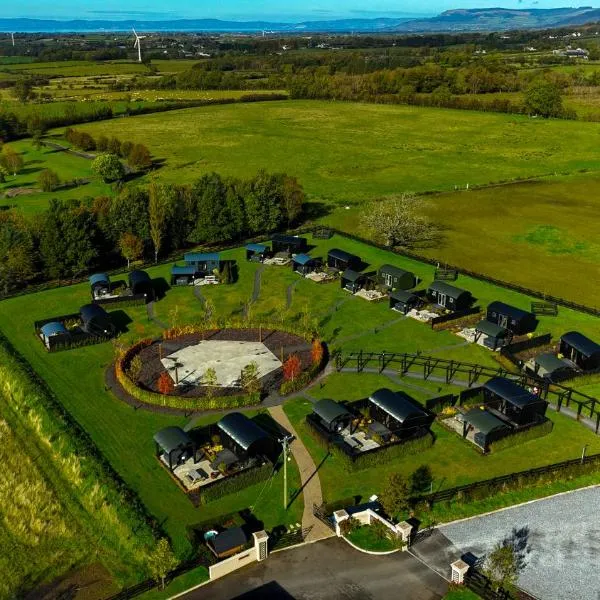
(286, 279), (301, 309)
(267, 405), (334, 543)
(146, 301), (169, 329)
(193, 286), (206, 306)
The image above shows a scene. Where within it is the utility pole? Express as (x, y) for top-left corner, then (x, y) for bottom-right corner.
(279, 435), (293, 509)
(581, 444), (588, 464)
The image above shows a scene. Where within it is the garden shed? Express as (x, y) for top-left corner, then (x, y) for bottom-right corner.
(327, 248), (361, 271)
(378, 264), (416, 291)
(312, 399), (353, 433)
(90, 273), (110, 298)
(486, 301), (537, 335)
(217, 412), (277, 461)
(368, 388), (433, 438)
(171, 265), (196, 286)
(341, 269), (367, 294)
(525, 353), (574, 383)
(389, 290), (421, 314)
(462, 408), (509, 450)
(559, 332), (600, 372)
(474, 319), (511, 350)
(272, 234), (308, 254)
(128, 270), (154, 299)
(154, 426), (198, 471)
(483, 377), (548, 426)
(184, 252), (220, 276)
(292, 254), (321, 275)
(209, 526), (248, 559)
(40, 322), (69, 344)
(426, 281), (472, 311)
(246, 243), (269, 262)
(79, 304), (115, 337)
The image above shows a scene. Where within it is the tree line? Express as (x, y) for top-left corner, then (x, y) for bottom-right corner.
(0, 170), (304, 293)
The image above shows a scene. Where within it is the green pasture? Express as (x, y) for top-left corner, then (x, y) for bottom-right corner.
(0, 141), (111, 214)
(0, 59), (150, 77)
(70, 100), (600, 206)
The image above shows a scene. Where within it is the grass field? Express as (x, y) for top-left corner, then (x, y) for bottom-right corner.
(0, 141), (111, 214)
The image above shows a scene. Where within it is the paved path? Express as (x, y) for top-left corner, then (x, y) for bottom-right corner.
(440, 486), (600, 600)
(267, 405), (333, 543)
(180, 537), (447, 600)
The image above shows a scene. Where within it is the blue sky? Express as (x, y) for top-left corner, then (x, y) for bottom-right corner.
(4, 1), (595, 21)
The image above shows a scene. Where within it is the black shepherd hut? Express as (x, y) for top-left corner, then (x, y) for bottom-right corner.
(378, 265), (416, 291)
(327, 249), (361, 271)
(341, 269), (368, 294)
(79, 304), (115, 337)
(272, 234), (308, 254)
(483, 377), (547, 426)
(559, 332), (600, 372)
(486, 301), (537, 335)
(217, 413), (278, 462)
(312, 399), (353, 433)
(128, 270), (154, 299)
(426, 281), (472, 311)
(389, 290), (421, 314)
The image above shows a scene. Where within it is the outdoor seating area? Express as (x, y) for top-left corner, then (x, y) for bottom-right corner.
(89, 270), (154, 303)
(171, 252), (221, 285)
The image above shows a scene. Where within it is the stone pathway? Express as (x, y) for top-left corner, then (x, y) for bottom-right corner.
(268, 405), (334, 543)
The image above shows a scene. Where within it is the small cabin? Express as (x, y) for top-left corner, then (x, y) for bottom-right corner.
(524, 353), (574, 383)
(378, 265), (416, 291)
(426, 281), (472, 311)
(483, 377), (548, 426)
(341, 269), (367, 294)
(271, 234), (308, 255)
(389, 290), (421, 314)
(184, 252), (220, 276)
(486, 301), (537, 335)
(208, 527), (248, 559)
(40, 321), (69, 345)
(462, 408), (510, 450)
(79, 304), (115, 337)
(292, 254), (321, 275)
(89, 273), (111, 298)
(559, 332), (600, 372)
(154, 426), (198, 471)
(327, 248), (361, 272)
(474, 319), (511, 350)
(246, 243), (269, 262)
(312, 399), (353, 434)
(217, 412), (278, 462)
(171, 265), (196, 286)
(128, 270), (154, 299)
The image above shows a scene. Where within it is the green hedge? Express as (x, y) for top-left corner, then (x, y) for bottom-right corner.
(198, 462), (273, 504)
(489, 419), (554, 453)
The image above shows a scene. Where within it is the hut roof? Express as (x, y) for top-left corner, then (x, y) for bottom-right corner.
(561, 332), (600, 358)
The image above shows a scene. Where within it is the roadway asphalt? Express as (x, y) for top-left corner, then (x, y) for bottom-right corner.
(181, 537), (448, 600)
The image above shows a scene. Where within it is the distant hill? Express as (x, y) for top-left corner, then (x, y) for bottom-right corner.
(1, 8), (600, 34)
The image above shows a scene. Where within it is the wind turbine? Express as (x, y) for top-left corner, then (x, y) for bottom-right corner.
(132, 28), (146, 63)
(10, 33), (15, 47)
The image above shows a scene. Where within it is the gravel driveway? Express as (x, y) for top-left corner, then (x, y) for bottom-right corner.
(440, 486), (600, 600)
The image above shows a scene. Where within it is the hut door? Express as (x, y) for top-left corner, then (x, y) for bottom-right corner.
(438, 293), (447, 307)
(498, 314), (508, 328)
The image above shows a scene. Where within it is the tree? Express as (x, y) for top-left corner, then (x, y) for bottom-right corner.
(11, 78), (33, 103)
(0, 212), (36, 294)
(107, 136), (122, 155)
(281, 174), (305, 225)
(158, 371), (174, 395)
(283, 354), (302, 381)
(484, 543), (518, 591)
(128, 143), (152, 170)
(524, 79), (563, 118)
(148, 181), (174, 262)
(311, 339), (324, 366)
(362, 194), (434, 248)
(147, 538), (179, 590)
(381, 472), (410, 517)
(191, 173), (233, 243)
(240, 361), (261, 395)
(0, 146), (24, 176)
(127, 354), (143, 382)
(109, 186), (150, 242)
(0, 166), (7, 183)
(119, 232), (144, 267)
(92, 153), (124, 182)
(120, 140), (134, 159)
(410, 465), (433, 494)
(202, 367), (218, 400)
(96, 135), (109, 152)
(38, 169), (60, 192)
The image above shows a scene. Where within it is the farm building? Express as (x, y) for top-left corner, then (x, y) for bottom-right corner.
(272, 234), (308, 254)
(90, 273), (111, 298)
(40, 322), (69, 345)
(341, 269), (369, 294)
(378, 265), (416, 291)
(312, 399), (354, 433)
(128, 270), (154, 298)
(524, 353), (574, 383)
(292, 254), (321, 275)
(389, 290), (421, 314)
(426, 281), (472, 311)
(246, 243), (269, 262)
(474, 319), (511, 350)
(217, 412), (278, 462)
(154, 426), (199, 471)
(171, 265), (196, 286)
(559, 332), (600, 372)
(486, 301), (537, 335)
(79, 304), (115, 337)
(208, 527), (248, 559)
(367, 388), (434, 440)
(462, 408), (510, 450)
(482, 377), (548, 426)
(184, 252), (220, 276)
(327, 248), (361, 271)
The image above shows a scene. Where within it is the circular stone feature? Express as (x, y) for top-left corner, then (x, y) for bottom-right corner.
(161, 340), (282, 388)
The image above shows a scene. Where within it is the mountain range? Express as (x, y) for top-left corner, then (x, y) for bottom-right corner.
(1, 7), (600, 34)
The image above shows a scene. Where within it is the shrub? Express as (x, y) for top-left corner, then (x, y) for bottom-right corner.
(92, 153), (125, 182)
(128, 143), (152, 170)
(157, 371), (175, 395)
(283, 354), (302, 381)
(489, 419), (553, 453)
(198, 462), (272, 504)
(38, 168), (60, 192)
